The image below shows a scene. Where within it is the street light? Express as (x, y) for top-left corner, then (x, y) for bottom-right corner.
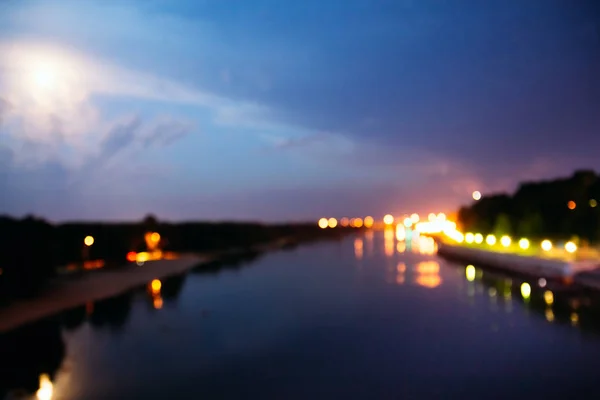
(84, 236), (94, 246)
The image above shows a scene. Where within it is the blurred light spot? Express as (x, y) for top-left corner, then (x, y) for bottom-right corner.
(396, 241), (406, 253)
(428, 213), (436, 222)
(84, 235), (94, 246)
(544, 290), (554, 306)
(151, 279), (162, 294)
(465, 233), (474, 244)
(354, 218), (364, 228)
(403, 217), (412, 228)
(354, 238), (363, 260)
(500, 235), (511, 247)
(151, 232), (161, 243)
(153, 296), (163, 310)
(396, 224), (406, 241)
(520, 282), (531, 299)
(567, 201), (576, 210)
(384, 227), (395, 257)
(538, 278), (547, 287)
(416, 261), (439, 274)
(416, 275), (441, 289)
(570, 312), (579, 325)
(541, 240), (552, 251)
(488, 287), (497, 297)
(397, 262), (406, 273)
(340, 217), (349, 227)
(545, 308), (554, 322)
(363, 216), (374, 228)
(474, 233), (483, 244)
(565, 241), (577, 253)
(318, 218), (328, 229)
(519, 238), (530, 250)
(410, 213), (420, 223)
(36, 374), (53, 400)
(383, 214), (394, 225)
(126, 251), (137, 262)
(136, 252), (150, 263)
(591, 199), (598, 208)
(328, 218), (338, 228)
(472, 191), (481, 200)
(466, 265), (476, 282)
(485, 234), (496, 246)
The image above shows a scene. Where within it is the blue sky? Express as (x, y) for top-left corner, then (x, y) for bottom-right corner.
(0, 0), (599, 222)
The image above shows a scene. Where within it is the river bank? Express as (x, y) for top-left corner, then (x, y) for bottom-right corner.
(0, 254), (206, 333)
(437, 241), (600, 291)
(0, 232), (352, 333)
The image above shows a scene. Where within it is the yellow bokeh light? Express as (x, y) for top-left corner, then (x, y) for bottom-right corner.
(151, 279), (162, 293)
(84, 235), (94, 246)
(520, 282), (531, 299)
(428, 213), (436, 222)
(328, 217), (338, 228)
(318, 218), (329, 229)
(340, 217), (349, 227)
(151, 232), (161, 243)
(474, 233), (483, 244)
(465, 232), (474, 244)
(383, 214), (394, 225)
(485, 234), (496, 246)
(410, 213), (420, 223)
(591, 199), (598, 208)
(36, 373), (53, 400)
(500, 235), (511, 247)
(136, 252), (150, 263)
(465, 265), (476, 282)
(354, 217), (364, 228)
(518, 238), (530, 250)
(541, 240), (552, 251)
(544, 290), (554, 306)
(364, 216), (374, 228)
(472, 191), (481, 201)
(565, 241), (577, 253)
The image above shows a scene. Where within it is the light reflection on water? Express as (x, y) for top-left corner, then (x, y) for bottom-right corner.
(3, 232), (600, 398)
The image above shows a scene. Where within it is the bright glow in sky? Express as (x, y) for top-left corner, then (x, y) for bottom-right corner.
(0, 0), (599, 221)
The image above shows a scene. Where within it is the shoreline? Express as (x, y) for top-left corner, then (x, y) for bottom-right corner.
(437, 241), (600, 291)
(0, 254), (208, 333)
(0, 233), (349, 333)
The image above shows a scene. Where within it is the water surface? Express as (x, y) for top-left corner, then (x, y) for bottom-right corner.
(3, 231), (600, 399)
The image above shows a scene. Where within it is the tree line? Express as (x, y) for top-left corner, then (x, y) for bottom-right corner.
(457, 170), (600, 243)
(0, 214), (353, 300)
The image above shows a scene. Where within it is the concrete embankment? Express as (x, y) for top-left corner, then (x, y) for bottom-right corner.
(437, 242), (600, 284)
(0, 254), (205, 333)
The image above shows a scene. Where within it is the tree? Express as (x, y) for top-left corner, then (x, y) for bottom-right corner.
(493, 214), (512, 236)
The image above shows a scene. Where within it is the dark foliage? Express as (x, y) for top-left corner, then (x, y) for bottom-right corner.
(458, 170), (600, 242)
(0, 215), (354, 300)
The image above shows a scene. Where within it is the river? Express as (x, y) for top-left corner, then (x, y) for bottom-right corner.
(3, 230), (600, 399)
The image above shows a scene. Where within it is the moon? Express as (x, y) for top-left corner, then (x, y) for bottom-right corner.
(32, 63), (57, 90)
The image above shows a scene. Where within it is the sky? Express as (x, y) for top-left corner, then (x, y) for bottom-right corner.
(0, 0), (599, 222)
